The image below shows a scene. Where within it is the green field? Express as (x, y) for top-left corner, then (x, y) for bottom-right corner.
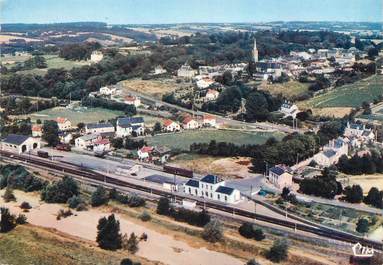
(146, 129), (285, 150)
(3, 55), (88, 75)
(19, 107), (124, 125)
(300, 75), (383, 109)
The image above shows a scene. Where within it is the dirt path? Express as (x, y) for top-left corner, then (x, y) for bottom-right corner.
(0, 190), (243, 265)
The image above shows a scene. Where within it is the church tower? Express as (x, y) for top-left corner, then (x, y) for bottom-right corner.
(253, 38), (259, 63)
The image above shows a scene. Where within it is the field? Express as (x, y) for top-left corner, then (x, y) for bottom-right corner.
(121, 78), (180, 99)
(0, 225), (148, 265)
(259, 80), (310, 100)
(146, 129), (285, 151)
(345, 174), (383, 191)
(299, 75), (383, 113)
(0, 34), (41, 44)
(16, 107), (124, 125)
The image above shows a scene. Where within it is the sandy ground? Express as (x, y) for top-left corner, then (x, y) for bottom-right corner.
(305, 107), (352, 118)
(121, 79), (178, 99)
(0, 190), (243, 265)
(347, 174), (383, 191)
(173, 156), (257, 179)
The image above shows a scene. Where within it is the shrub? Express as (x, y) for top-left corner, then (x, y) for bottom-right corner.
(356, 218), (369, 234)
(67, 195), (84, 209)
(76, 202), (88, 211)
(246, 259), (260, 265)
(91, 186), (109, 207)
(266, 239), (289, 263)
(120, 258), (141, 265)
(253, 228), (265, 241)
(41, 176), (79, 203)
(2, 187), (16, 202)
(20, 201), (32, 210)
(125, 233), (139, 254)
(16, 214), (28, 224)
(239, 222), (255, 238)
(202, 219), (224, 243)
(56, 209), (73, 220)
(156, 197), (170, 215)
(139, 211), (151, 222)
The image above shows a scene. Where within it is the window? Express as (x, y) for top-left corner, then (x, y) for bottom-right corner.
(210, 193), (212, 198)
(225, 196), (227, 201)
(210, 185), (212, 190)
(195, 189), (198, 195)
(205, 192), (208, 197)
(201, 184), (204, 188)
(188, 187), (191, 193)
(217, 194), (220, 200)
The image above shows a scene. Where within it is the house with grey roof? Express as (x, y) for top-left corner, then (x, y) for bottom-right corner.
(1, 134), (41, 154)
(184, 174), (241, 204)
(85, 122), (115, 134)
(116, 117), (145, 137)
(268, 165), (293, 189)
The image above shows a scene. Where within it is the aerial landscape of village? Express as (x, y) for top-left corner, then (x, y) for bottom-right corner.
(0, 0), (382, 264)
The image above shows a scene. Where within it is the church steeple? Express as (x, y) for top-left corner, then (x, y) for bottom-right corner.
(253, 38), (259, 63)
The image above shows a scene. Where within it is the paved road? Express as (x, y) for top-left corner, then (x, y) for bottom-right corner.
(117, 82), (305, 134)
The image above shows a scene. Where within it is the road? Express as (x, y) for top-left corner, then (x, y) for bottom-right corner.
(116, 82), (305, 134)
(1, 149), (381, 250)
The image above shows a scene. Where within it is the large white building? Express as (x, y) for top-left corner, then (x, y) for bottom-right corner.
(90, 51), (104, 63)
(184, 175), (241, 204)
(75, 134), (101, 149)
(177, 63), (197, 79)
(344, 122), (375, 142)
(99, 86), (118, 96)
(85, 122), (115, 135)
(163, 119), (180, 132)
(116, 117), (145, 137)
(313, 137), (349, 167)
(1, 134), (41, 154)
(279, 101), (299, 118)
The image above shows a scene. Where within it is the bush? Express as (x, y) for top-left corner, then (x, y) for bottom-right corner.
(76, 202), (88, 211)
(2, 188), (16, 202)
(139, 211), (151, 222)
(16, 214), (28, 224)
(239, 222), (255, 238)
(202, 219), (224, 243)
(125, 233), (139, 254)
(120, 258), (141, 265)
(156, 197), (171, 215)
(0, 165), (46, 192)
(356, 218), (369, 234)
(246, 259), (260, 265)
(20, 201), (32, 210)
(67, 195), (84, 209)
(56, 209), (73, 220)
(266, 239), (289, 263)
(113, 192), (145, 207)
(253, 229), (265, 241)
(91, 186), (109, 207)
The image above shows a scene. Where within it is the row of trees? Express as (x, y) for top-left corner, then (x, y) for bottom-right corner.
(343, 184), (383, 209)
(337, 152), (383, 175)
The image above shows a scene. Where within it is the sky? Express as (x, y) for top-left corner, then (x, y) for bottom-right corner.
(1, 0), (381, 24)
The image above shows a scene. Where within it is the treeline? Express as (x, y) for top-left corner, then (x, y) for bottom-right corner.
(111, 137), (146, 150)
(82, 96), (136, 116)
(0, 96), (55, 115)
(0, 165), (47, 192)
(59, 42), (101, 61)
(9, 55), (47, 72)
(337, 153), (383, 175)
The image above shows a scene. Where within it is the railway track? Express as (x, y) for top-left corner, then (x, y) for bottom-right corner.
(1, 150), (382, 250)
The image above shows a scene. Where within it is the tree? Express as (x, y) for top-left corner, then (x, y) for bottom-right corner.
(356, 218), (369, 234)
(156, 197), (171, 215)
(253, 228), (265, 241)
(0, 207), (16, 233)
(238, 222), (255, 239)
(91, 186), (109, 207)
(245, 91), (270, 121)
(41, 176), (79, 203)
(202, 219), (224, 243)
(343, 185), (363, 203)
(364, 187), (383, 209)
(266, 239), (289, 262)
(96, 214), (122, 250)
(16, 214), (28, 224)
(124, 232), (139, 254)
(42, 120), (60, 147)
(67, 195), (84, 209)
(153, 122), (162, 134)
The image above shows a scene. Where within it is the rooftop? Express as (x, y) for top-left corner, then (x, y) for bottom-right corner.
(117, 117), (144, 127)
(201, 174), (222, 184)
(2, 134), (30, 145)
(215, 186), (235, 195)
(185, 179), (200, 188)
(86, 122), (114, 129)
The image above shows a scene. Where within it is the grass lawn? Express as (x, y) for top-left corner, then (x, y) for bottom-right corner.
(0, 225), (144, 265)
(259, 81), (310, 100)
(19, 107), (124, 125)
(299, 75), (383, 109)
(146, 129), (285, 150)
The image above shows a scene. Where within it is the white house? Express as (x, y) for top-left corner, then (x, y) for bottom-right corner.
(202, 115), (217, 128)
(268, 165), (293, 189)
(85, 122), (115, 134)
(344, 122), (375, 142)
(196, 77), (215, 89)
(163, 119), (180, 132)
(56, 117), (72, 131)
(90, 51), (103, 63)
(124, 96), (141, 107)
(182, 117), (199, 130)
(313, 137), (349, 167)
(59, 132), (73, 144)
(137, 146), (154, 161)
(177, 63), (197, 79)
(1, 134), (41, 154)
(205, 89), (219, 101)
(154, 65), (167, 75)
(116, 117), (145, 137)
(184, 175), (241, 204)
(93, 138), (111, 153)
(75, 134), (101, 149)
(99, 86), (117, 96)
(31, 124), (42, 137)
(279, 101), (299, 118)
